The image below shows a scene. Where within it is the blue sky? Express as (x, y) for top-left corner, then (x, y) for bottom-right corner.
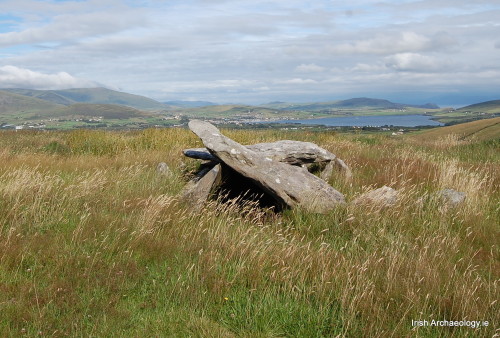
(0, 0), (499, 106)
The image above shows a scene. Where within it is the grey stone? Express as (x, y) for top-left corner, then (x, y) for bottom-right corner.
(183, 140), (352, 180)
(187, 120), (345, 213)
(352, 186), (399, 207)
(438, 189), (466, 207)
(180, 164), (222, 208)
(183, 149), (218, 161)
(156, 162), (171, 175)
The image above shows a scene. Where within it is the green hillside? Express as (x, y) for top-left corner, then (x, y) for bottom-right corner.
(1, 88), (75, 105)
(1, 87), (169, 111)
(179, 104), (279, 118)
(412, 117), (500, 142)
(0, 90), (64, 115)
(456, 100), (500, 114)
(431, 100), (500, 124)
(57, 103), (153, 119)
(54, 88), (169, 110)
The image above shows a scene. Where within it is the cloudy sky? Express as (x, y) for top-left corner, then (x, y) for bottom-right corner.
(1, 0), (499, 106)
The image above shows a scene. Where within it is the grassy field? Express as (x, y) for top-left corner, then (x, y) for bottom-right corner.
(0, 125), (498, 337)
(412, 117), (500, 142)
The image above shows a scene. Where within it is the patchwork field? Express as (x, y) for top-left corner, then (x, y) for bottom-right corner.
(0, 123), (498, 336)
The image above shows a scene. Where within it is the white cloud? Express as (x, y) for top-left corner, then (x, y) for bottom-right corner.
(0, 6), (146, 47)
(0, 0), (498, 104)
(295, 63), (326, 73)
(0, 65), (100, 89)
(278, 78), (318, 84)
(332, 32), (436, 55)
(351, 63), (388, 72)
(384, 53), (452, 72)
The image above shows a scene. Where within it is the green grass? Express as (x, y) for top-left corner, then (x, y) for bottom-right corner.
(0, 90), (64, 115)
(411, 117), (500, 142)
(0, 128), (498, 336)
(456, 100), (500, 114)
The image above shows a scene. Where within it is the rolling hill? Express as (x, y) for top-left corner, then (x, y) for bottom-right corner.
(431, 99), (500, 124)
(260, 98), (439, 111)
(455, 100), (500, 114)
(1, 87), (169, 111)
(2, 88), (75, 105)
(412, 117), (500, 142)
(0, 90), (64, 114)
(56, 103), (153, 119)
(178, 104), (278, 118)
(1, 87), (498, 128)
(165, 100), (217, 108)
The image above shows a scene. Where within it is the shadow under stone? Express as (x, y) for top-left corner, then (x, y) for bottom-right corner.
(215, 164), (287, 212)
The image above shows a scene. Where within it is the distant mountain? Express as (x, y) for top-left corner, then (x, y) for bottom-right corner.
(0, 89), (155, 121)
(414, 103), (440, 109)
(334, 98), (399, 109)
(0, 90), (64, 114)
(165, 100), (216, 108)
(259, 101), (296, 109)
(2, 88), (75, 105)
(260, 97), (439, 111)
(1, 87), (168, 111)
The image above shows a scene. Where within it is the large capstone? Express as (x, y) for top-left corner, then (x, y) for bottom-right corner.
(185, 120), (345, 213)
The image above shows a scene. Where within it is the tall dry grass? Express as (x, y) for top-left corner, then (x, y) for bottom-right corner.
(0, 128), (498, 337)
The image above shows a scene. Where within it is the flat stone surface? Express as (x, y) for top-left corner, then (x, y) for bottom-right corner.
(184, 140), (335, 164)
(187, 120), (345, 213)
(183, 140), (352, 179)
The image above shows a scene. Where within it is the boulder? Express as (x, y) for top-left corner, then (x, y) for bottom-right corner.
(352, 186), (399, 207)
(438, 188), (466, 207)
(187, 120), (345, 213)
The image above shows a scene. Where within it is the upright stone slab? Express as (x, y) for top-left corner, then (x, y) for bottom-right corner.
(181, 164), (222, 208)
(187, 120), (345, 213)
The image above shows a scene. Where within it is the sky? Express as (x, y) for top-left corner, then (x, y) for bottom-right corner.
(0, 0), (499, 106)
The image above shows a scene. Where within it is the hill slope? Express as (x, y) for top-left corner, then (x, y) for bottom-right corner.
(1, 88), (76, 105)
(412, 117), (500, 142)
(431, 99), (500, 124)
(1, 87), (168, 111)
(165, 100), (216, 108)
(455, 100), (500, 114)
(178, 104), (278, 118)
(57, 103), (153, 119)
(0, 90), (64, 114)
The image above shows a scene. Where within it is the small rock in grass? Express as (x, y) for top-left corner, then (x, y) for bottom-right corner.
(438, 188), (466, 207)
(157, 162), (172, 176)
(352, 186), (399, 207)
